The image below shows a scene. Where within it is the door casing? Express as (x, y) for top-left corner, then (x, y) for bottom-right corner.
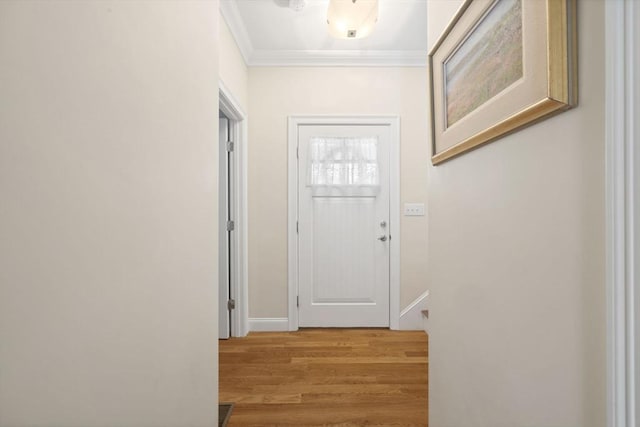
(218, 115), (231, 339)
(605, 0), (640, 425)
(287, 116), (401, 331)
(219, 81), (249, 337)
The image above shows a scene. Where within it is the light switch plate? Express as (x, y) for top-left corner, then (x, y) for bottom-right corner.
(404, 203), (425, 216)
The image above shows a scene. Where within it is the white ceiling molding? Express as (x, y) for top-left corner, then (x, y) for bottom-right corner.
(248, 49), (427, 67)
(220, 0), (254, 65)
(219, 1), (427, 67)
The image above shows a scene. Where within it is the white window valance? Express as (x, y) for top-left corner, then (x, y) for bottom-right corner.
(307, 137), (380, 192)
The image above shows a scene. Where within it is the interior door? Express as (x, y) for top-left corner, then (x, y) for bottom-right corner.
(297, 124), (390, 327)
(218, 115), (230, 339)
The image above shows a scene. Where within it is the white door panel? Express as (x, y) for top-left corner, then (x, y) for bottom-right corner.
(312, 198), (376, 303)
(298, 124), (390, 327)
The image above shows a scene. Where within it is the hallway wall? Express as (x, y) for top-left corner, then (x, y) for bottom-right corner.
(426, 1), (606, 426)
(220, 13), (249, 113)
(247, 67), (430, 319)
(0, 2), (220, 425)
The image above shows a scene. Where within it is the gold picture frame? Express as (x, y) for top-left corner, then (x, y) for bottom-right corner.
(429, 0), (577, 165)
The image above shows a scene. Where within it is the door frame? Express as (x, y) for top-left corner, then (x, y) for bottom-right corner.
(605, 0), (639, 425)
(287, 115), (401, 331)
(218, 114), (231, 339)
(219, 81), (249, 337)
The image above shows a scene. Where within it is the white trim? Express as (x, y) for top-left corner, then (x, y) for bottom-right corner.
(218, 116), (230, 339)
(219, 81), (249, 338)
(248, 50), (427, 67)
(287, 117), (300, 331)
(606, 1), (639, 426)
(219, 1), (427, 68)
(219, 80), (247, 119)
(287, 115), (401, 331)
(219, 0), (253, 65)
(399, 290), (430, 331)
(389, 116), (401, 330)
(248, 318), (290, 332)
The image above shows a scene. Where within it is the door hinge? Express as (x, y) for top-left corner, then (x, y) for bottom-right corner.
(226, 220), (235, 231)
(226, 141), (234, 152)
(296, 221), (299, 234)
(296, 146), (299, 159)
(296, 296), (299, 307)
(227, 299), (236, 310)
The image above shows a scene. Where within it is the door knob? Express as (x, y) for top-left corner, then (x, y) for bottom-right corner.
(377, 235), (387, 242)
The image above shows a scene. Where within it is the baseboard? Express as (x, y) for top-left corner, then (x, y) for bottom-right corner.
(249, 301), (429, 332)
(399, 290), (430, 331)
(248, 318), (289, 332)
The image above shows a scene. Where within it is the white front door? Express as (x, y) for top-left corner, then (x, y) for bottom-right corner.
(297, 124), (390, 327)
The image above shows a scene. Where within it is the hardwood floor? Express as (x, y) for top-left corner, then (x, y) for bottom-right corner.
(219, 328), (428, 426)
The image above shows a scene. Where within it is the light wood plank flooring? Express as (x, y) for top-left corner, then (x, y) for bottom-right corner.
(219, 328), (428, 426)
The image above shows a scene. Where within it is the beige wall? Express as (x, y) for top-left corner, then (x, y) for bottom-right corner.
(426, 1), (606, 426)
(0, 2), (220, 426)
(220, 14), (249, 112)
(248, 67), (430, 318)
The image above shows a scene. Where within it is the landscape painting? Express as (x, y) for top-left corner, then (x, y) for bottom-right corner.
(444, 0), (523, 127)
(429, 0), (577, 164)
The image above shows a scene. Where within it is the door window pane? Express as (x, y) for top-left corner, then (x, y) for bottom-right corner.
(307, 137), (379, 188)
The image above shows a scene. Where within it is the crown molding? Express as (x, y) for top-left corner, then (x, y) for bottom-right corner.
(220, 0), (254, 64)
(248, 49), (427, 67)
(220, 1), (427, 67)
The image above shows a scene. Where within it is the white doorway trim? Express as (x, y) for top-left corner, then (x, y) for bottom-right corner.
(606, 0), (639, 426)
(287, 115), (401, 331)
(219, 81), (249, 337)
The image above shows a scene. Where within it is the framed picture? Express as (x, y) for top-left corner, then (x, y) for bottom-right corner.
(429, 0), (577, 165)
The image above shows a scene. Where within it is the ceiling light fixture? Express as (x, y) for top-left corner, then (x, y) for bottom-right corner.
(327, 0), (379, 40)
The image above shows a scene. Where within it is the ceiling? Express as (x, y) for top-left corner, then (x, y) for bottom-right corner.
(220, 0), (428, 66)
